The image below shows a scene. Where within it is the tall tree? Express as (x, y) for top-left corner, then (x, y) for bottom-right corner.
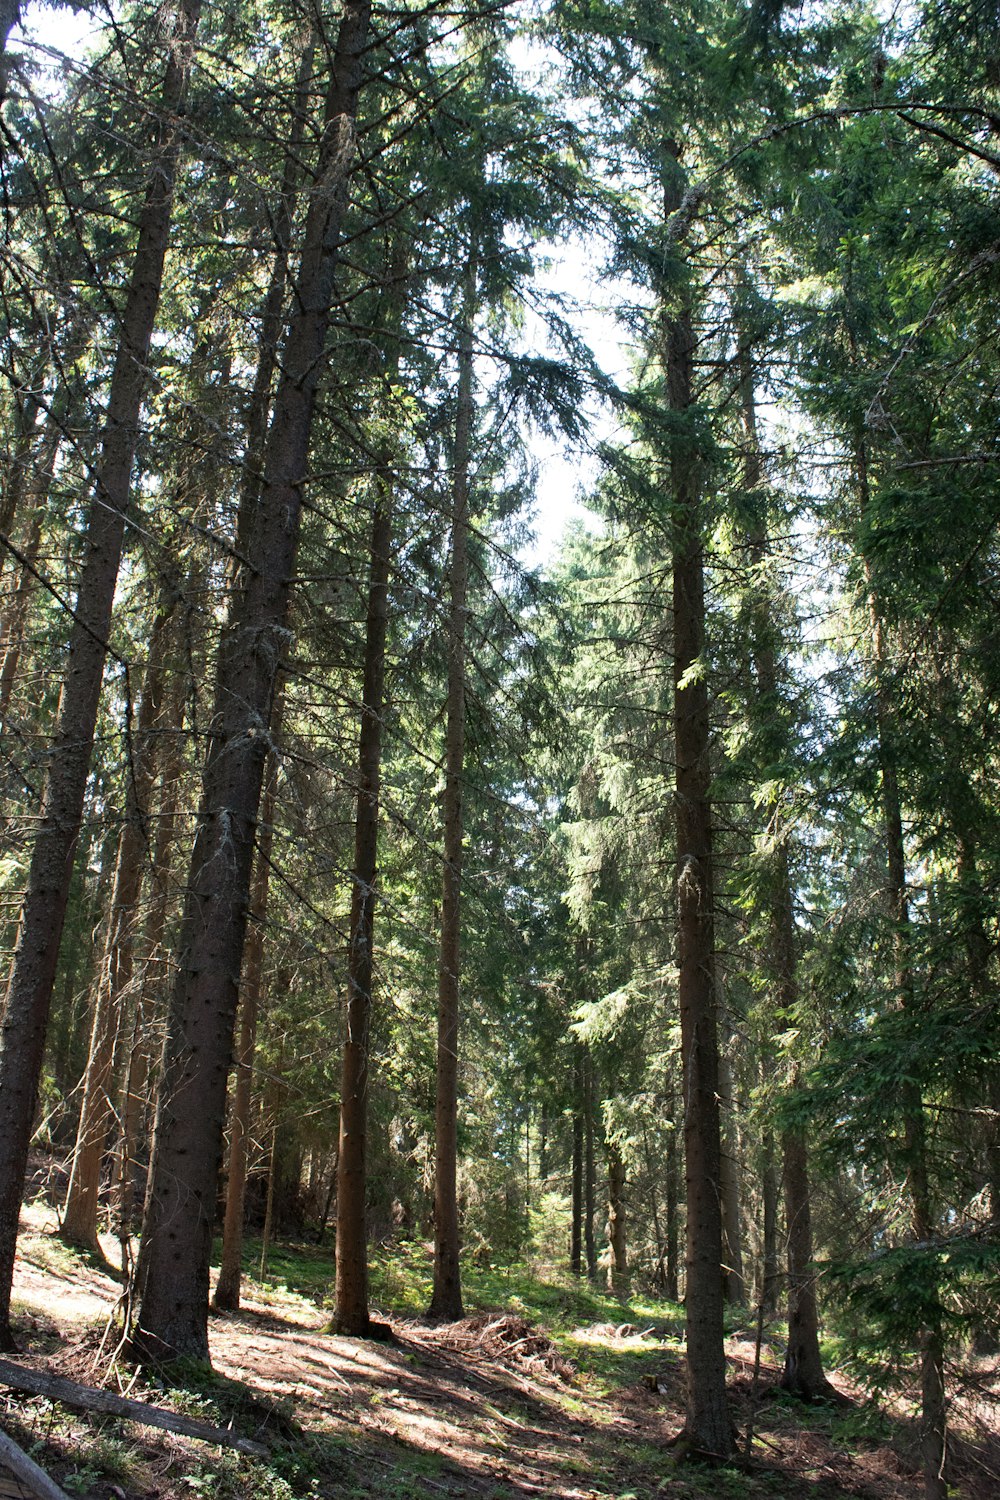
(130, 0), (373, 1364)
(0, 0), (202, 1350)
(427, 250), (476, 1322)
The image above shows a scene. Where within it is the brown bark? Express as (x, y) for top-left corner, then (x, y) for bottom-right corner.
(116, 686), (187, 1236)
(214, 707), (282, 1311)
(201, 62), (316, 1272)
(0, 0), (21, 102)
(130, 0), (371, 1365)
(584, 1048), (597, 1281)
(734, 321), (832, 1398)
(665, 1089), (680, 1302)
(0, 379), (41, 556)
(332, 261), (408, 1336)
(61, 587), (176, 1253)
(0, 416), (61, 720)
(761, 1129), (779, 1317)
(0, 0), (201, 1352)
(571, 1049), (584, 1274)
(606, 1141), (628, 1297)
(428, 254), (476, 1325)
(771, 846), (830, 1401)
(718, 1039), (745, 1306)
(665, 159), (732, 1456)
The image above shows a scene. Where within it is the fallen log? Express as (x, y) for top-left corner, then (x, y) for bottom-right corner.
(0, 1425), (71, 1500)
(0, 1358), (268, 1457)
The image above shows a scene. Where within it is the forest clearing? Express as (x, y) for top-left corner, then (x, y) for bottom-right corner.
(2, 0), (1000, 1497)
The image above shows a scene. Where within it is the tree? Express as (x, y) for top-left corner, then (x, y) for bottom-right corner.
(0, 0), (202, 1349)
(130, 0), (373, 1364)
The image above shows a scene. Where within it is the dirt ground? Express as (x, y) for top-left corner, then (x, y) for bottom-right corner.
(2, 1204), (998, 1500)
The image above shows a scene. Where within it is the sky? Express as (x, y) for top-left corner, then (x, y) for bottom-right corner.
(13, 1), (632, 571)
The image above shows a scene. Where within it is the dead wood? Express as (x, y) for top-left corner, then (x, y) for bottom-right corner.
(0, 1425), (71, 1500)
(0, 1358), (268, 1457)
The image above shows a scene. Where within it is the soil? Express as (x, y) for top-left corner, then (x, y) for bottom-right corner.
(2, 1204), (998, 1500)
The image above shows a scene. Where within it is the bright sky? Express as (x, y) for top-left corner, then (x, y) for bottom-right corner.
(13, 2), (626, 570)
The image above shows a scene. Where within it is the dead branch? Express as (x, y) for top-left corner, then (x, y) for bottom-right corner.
(0, 1425), (71, 1500)
(0, 1358), (268, 1458)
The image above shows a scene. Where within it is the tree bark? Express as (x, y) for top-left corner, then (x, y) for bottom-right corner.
(665, 1087), (680, 1302)
(130, 0), (371, 1366)
(116, 681), (187, 1236)
(61, 586), (176, 1253)
(331, 484), (393, 1335)
(664, 155), (732, 1457)
(761, 1129), (779, 1317)
(584, 1048), (597, 1281)
(214, 707), (282, 1312)
(734, 319), (832, 1399)
(332, 258), (409, 1336)
(0, 0), (201, 1352)
(208, 86), (316, 1274)
(0, 0), (21, 102)
(0, 414), (62, 720)
(606, 1141), (628, 1297)
(428, 253), (476, 1325)
(718, 1039), (745, 1306)
(571, 1049), (584, 1274)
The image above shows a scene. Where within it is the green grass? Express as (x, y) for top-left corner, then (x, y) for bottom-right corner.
(228, 1231), (688, 1347)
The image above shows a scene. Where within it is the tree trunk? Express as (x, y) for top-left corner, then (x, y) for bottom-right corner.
(130, 0), (371, 1366)
(0, 0), (201, 1351)
(761, 1129), (779, 1317)
(606, 1141), (628, 1297)
(718, 1040), (745, 1306)
(0, 376), (41, 557)
(331, 487), (393, 1335)
(0, 415), (62, 720)
(214, 709), (282, 1311)
(664, 158), (731, 1457)
(0, 0), (21, 101)
(584, 1048), (597, 1281)
(571, 1049), (584, 1274)
(331, 254), (409, 1336)
(210, 58), (310, 1304)
(61, 587), (176, 1253)
(735, 322), (831, 1399)
(427, 254), (477, 1324)
(665, 1087), (680, 1302)
(116, 685), (187, 1236)
(857, 435), (946, 1498)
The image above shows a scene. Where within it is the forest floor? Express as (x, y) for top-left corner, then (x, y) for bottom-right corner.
(3, 1199), (999, 1500)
